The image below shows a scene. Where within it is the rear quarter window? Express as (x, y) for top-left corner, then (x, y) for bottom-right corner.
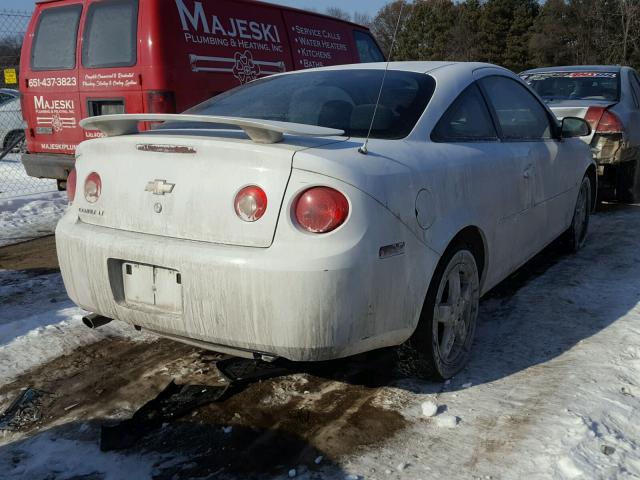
(31, 5), (82, 71)
(432, 84), (498, 142)
(82, 0), (138, 68)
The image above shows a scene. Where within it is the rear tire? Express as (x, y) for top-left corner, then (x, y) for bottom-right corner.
(616, 159), (640, 204)
(407, 244), (480, 381)
(563, 175), (591, 252)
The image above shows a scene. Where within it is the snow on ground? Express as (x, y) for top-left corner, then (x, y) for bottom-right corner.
(0, 269), (153, 384)
(0, 154), (57, 200)
(0, 191), (67, 247)
(344, 205), (640, 480)
(0, 206), (639, 479)
(0, 430), (168, 480)
(0, 153), (64, 246)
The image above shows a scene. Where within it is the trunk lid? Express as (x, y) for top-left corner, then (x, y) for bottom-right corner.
(547, 99), (617, 144)
(73, 131), (345, 247)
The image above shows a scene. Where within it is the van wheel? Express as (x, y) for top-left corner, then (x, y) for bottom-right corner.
(407, 245), (480, 381)
(563, 175), (591, 252)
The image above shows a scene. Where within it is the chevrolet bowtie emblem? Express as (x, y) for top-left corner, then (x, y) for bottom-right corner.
(145, 179), (175, 195)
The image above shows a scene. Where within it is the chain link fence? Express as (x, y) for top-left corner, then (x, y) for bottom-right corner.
(0, 9), (57, 201)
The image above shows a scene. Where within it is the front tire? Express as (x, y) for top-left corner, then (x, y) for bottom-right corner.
(564, 175), (591, 252)
(408, 245), (480, 381)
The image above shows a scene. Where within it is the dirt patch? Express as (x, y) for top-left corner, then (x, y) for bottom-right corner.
(0, 236), (58, 271)
(0, 337), (206, 432)
(0, 337), (409, 479)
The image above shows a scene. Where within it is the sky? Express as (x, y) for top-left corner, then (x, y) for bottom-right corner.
(1, 0), (390, 18)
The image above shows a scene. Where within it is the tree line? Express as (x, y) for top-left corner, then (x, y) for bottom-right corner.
(328, 0), (640, 73)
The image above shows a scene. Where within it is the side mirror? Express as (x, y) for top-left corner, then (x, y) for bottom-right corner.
(561, 117), (591, 138)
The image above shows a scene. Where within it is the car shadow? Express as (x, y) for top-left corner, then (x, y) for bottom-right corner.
(449, 203), (640, 389)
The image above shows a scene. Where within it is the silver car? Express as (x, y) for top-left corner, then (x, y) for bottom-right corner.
(0, 89), (25, 153)
(521, 66), (640, 203)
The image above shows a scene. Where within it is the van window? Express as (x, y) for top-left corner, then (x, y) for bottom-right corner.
(353, 31), (385, 63)
(31, 5), (82, 71)
(82, 0), (138, 68)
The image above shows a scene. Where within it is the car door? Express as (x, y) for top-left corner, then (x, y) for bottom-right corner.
(430, 82), (536, 282)
(477, 75), (558, 268)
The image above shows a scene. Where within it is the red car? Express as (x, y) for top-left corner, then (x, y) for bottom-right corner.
(20, 0), (383, 186)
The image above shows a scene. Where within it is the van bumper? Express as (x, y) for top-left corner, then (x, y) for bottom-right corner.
(22, 153), (74, 180)
(56, 213), (430, 362)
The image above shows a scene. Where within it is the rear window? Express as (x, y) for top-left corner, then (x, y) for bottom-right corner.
(522, 71), (620, 102)
(354, 31), (385, 63)
(31, 5), (82, 71)
(82, 0), (138, 68)
(180, 70), (435, 139)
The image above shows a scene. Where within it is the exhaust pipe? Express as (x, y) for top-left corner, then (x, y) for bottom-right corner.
(82, 313), (113, 329)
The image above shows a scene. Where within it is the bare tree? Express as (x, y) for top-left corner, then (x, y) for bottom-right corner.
(370, 0), (410, 58)
(619, 0), (640, 63)
(325, 7), (352, 22)
(353, 11), (373, 27)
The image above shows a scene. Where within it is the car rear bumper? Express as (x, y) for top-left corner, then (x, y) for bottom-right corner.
(22, 153), (74, 180)
(591, 133), (637, 167)
(56, 213), (431, 361)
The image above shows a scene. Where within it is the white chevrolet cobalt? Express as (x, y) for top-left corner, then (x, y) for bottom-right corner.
(57, 62), (595, 380)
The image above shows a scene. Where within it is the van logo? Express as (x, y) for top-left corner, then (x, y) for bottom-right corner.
(145, 180), (175, 196)
(232, 51), (260, 84)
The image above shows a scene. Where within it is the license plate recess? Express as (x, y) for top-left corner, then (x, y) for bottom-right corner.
(122, 262), (183, 313)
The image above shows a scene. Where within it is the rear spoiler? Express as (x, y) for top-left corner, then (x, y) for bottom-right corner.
(79, 114), (344, 144)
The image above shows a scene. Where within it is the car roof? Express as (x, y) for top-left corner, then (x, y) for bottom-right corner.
(288, 61), (510, 76)
(0, 89), (19, 96)
(521, 65), (623, 74)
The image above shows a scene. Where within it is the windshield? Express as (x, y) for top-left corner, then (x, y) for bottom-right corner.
(181, 70), (436, 139)
(522, 71), (619, 102)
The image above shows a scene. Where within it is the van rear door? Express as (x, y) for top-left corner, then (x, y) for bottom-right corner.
(24, 3), (83, 156)
(282, 11), (359, 68)
(78, 0), (143, 141)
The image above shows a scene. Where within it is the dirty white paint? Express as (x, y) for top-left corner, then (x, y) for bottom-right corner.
(56, 62), (594, 361)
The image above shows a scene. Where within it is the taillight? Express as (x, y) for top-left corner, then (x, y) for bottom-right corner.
(595, 110), (623, 133)
(295, 187), (349, 233)
(84, 172), (102, 204)
(585, 106), (623, 134)
(234, 185), (267, 222)
(147, 91), (176, 114)
(66, 168), (77, 203)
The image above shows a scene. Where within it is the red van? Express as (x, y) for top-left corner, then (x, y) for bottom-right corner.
(20, 0), (384, 184)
